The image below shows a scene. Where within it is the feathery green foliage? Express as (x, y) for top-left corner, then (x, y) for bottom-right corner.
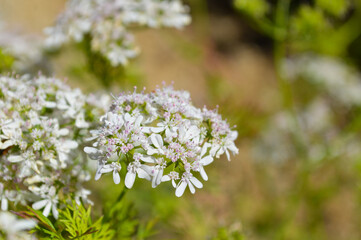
(15, 202), (114, 240)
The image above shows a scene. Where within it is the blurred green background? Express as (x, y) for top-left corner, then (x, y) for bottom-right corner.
(1, 0), (361, 239)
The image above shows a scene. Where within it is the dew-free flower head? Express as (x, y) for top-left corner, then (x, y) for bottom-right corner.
(85, 85), (239, 197)
(0, 74), (104, 218)
(45, 0), (191, 66)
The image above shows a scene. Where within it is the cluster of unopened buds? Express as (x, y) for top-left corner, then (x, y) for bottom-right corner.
(0, 74), (105, 218)
(45, 0), (191, 66)
(85, 85), (238, 197)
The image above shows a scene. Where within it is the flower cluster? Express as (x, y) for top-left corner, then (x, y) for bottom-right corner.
(0, 21), (44, 72)
(45, 0), (191, 66)
(85, 85), (238, 197)
(254, 99), (360, 163)
(0, 211), (36, 240)
(283, 54), (361, 107)
(0, 74), (102, 218)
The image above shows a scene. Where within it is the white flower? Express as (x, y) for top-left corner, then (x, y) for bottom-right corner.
(197, 143), (213, 181)
(0, 121), (21, 149)
(175, 172), (203, 197)
(178, 125), (200, 144)
(140, 155), (166, 188)
(284, 54), (361, 106)
(32, 187), (59, 218)
(161, 171), (179, 188)
(147, 134), (165, 155)
(75, 188), (93, 206)
(210, 130), (239, 161)
(0, 211), (36, 240)
(125, 154), (152, 189)
(98, 162), (122, 184)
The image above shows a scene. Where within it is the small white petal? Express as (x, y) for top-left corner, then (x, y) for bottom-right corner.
(151, 127), (164, 133)
(13, 219), (36, 231)
(113, 171), (120, 184)
(188, 180), (195, 194)
(225, 149), (230, 161)
(161, 175), (171, 182)
(150, 134), (163, 149)
(124, 113), (132, 121)
(0, 140), (13, 149)
(151, 170), (159, 188)
(172, 179), (177, 188)
(1, 198), (8, 211)
(135, 115), (143, 127)
(95, 171), (102, 180)
(190, 177), (203, 188)
(156, 168), (163, 185)
(58, 128), (69, 136)
(125, 172), (136, 189)
(100, 166), (113, 173)
(227, 143), (239, 154)
(84, 147), (103, 160)
(32, 199), (48, 210)
(140, 156), (155, 163)
(52, 204), (59, 219)
(43, 202), (52, 217)
(146, 148), (158, 156)
(199, 166), (208, 181)
(45, 101), (57, 108)
(175, 181), (187, 197)
(201, 143), (210, 157)
(230, 130), (238, 140)
(137, 168), (151, 181)
(185, 126), (200, 140)
(63, 140), (78, 149)
(201, 155), (213, 166)
(7, 155), (24, 163)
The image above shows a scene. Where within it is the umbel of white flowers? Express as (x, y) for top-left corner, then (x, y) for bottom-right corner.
(45, 0), (191, 66)
(0, 74), (106, 219)
(85, 85), (239, 197)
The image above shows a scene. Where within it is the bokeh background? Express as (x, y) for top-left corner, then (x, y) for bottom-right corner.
(1, 0), (361, 239)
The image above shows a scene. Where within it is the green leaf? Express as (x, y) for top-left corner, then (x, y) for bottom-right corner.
(26, 207), (57, 233)
(316, 0), (351, 17)
(234, 0), (269, 18)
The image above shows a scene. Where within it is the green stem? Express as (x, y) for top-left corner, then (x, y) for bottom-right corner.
(115, 186), (128, 202)
(273, 0), (308, 159)
(274, 0), (292, 110)
(272, 1), (313, 235)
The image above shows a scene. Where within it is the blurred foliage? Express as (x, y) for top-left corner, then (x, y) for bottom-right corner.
(234, 0), (270, 18)
(232, 1), (361, 240)
(316, 0), (351, 17)
(81, 34), (127, 89)
(0, 48), (14, 73)
(211, 224), (246, 240)
(234, 0), (361, 56)
(102, 188), (156, 240)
